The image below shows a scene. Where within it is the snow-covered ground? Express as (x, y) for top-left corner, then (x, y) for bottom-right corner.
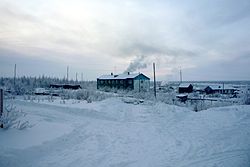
(0, 97), (250, 167)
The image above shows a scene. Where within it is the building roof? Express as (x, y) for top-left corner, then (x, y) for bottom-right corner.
(179, 83), (192, 88)
(98, 73), (149, 80)
(176, 94), (188, 98)
(206, 85), (236, 90)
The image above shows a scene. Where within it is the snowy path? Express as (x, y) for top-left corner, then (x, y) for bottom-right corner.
(0, 98), (250, 167)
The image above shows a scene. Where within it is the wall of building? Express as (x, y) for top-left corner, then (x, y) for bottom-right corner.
(97, 79), (134, 90)
(179, 86), (193, 93)
(133, 79), (150, 92)
(97, 73), (150, 91)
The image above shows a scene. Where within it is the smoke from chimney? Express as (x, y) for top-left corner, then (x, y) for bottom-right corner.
(124, 55), (147, 74)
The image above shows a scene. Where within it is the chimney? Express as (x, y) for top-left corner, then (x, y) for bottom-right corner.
(127, 72), (130, 75)
(111, 73), (113, 75)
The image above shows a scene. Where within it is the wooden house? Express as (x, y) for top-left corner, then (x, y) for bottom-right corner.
(176, 94), (188, 102)
(97, 72), (150, 91)
(204, 85), (236, 94)
(178, 83), (193, 93)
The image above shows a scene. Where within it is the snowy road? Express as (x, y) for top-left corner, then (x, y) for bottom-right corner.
(0, 98), (250, 167)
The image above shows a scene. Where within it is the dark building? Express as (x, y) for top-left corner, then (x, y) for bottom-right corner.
(176, 94), (188, 102)
(204, 85), (236, 94)
(97, 72), (150, 91)
(178, 83), (193, 93)
(50, 84), (81, 90)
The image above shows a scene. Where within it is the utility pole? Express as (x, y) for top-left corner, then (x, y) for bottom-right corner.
(76, 72), (78, 82)
(0, 89), (3, 128)
(66, 66), (69, 83)
(153, 63), (156, 98)
(81, 73), (83, 82)
(0, 89), (3, 116)
(222, 82), (224, 94)
(13, 64), (16, 89)
(180, 67), (182, 83)
(114, 66), (117, 75)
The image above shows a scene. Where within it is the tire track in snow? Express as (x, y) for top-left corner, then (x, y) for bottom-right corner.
(0, 122), (91, 167)
(179, 149), (250, 167)
(14, 99), (118, 122)
(148, 104), (194, 165)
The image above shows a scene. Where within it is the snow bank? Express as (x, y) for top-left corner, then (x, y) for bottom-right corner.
(0, 98), (249, 167)
(0, 121), (73, 149)
(0, 100), (74, 149)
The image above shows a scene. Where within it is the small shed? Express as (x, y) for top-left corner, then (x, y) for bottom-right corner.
(34, 88), (49, 95)
(50, 84), (81, 90)
(176, 94), (188, 102)
(63, 85), (81, 89)
(178, 83), (193, 93)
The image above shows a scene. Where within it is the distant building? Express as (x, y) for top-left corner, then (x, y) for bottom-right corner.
(158, 81), (174, 92)
(204, 85), (236, 94)
(97, 72), (150, 91)
(49, 84), (81, 90)
(194, 85), (207, 94)
(34, 88), (49, 95)
(178, 83), (193, 93)
(176, 94), (188, 102)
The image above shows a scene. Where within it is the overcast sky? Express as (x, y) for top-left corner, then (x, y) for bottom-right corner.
(0, 0), (250, 81)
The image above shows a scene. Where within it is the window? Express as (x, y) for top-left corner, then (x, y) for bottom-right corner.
(141, 80), (143, 83)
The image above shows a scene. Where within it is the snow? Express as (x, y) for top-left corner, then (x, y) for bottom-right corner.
(179, 83), (192, 88)
(98, 73), (144, 80)
(206, 85), (236, 90)
(35, 88), (46, 94)
(0, 122), (73, 149)
(176, 94), (188, 97)
(0, 97), (250, 167)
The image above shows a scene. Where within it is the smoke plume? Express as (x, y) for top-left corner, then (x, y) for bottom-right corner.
(124, 55), (147, 73)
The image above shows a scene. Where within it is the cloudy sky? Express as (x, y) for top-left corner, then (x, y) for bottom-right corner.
(0, 0), (250, 81)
